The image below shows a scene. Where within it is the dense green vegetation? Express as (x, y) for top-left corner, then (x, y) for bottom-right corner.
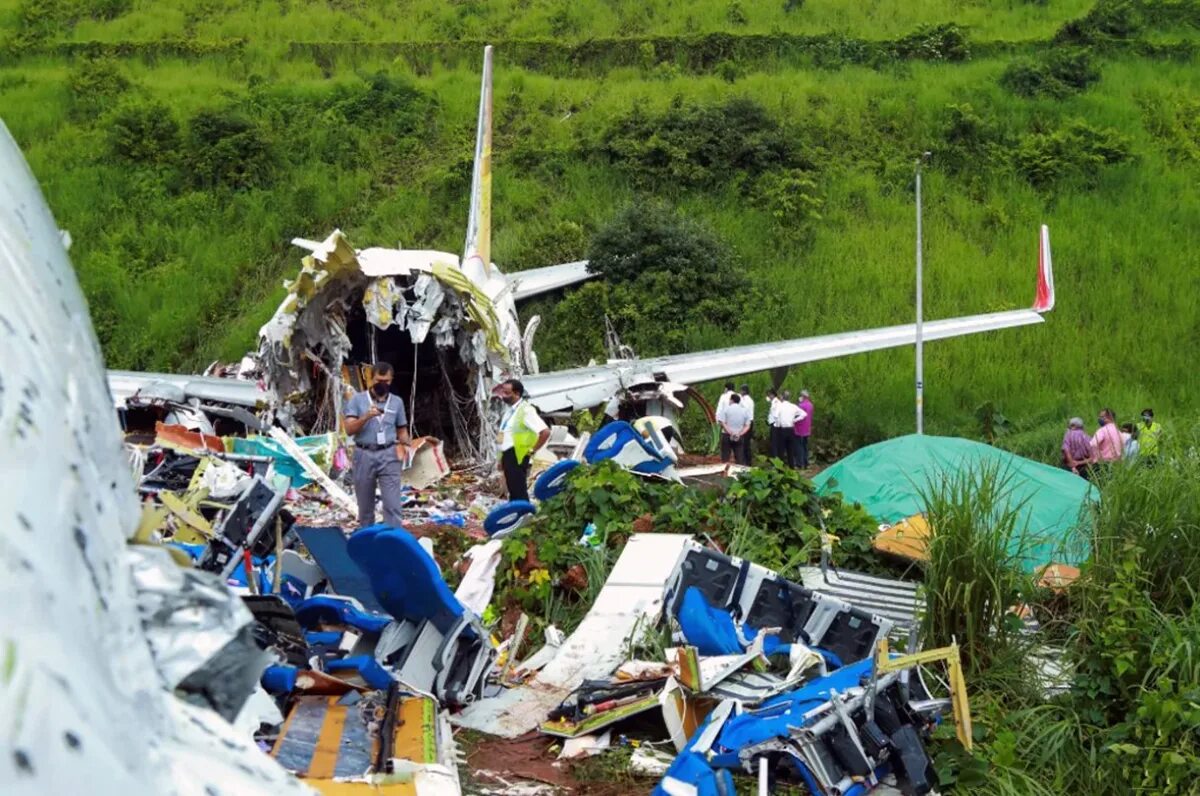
(2, 0), (1199, 461)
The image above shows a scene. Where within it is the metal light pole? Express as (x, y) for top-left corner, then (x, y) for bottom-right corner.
(915, 152), (931, 435)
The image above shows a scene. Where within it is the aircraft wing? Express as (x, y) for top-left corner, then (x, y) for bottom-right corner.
(523, 226), (1056, 414)
(509, 260), (593, 301)
(107, 369), (270, 409)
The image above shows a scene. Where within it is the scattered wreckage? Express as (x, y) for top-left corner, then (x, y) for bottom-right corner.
(4, 39), (1068, 796)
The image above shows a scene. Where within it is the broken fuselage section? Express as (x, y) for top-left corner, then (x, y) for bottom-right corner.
(253, 228), (541, 462)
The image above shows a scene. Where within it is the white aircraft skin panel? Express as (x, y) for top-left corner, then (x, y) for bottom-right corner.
(522, 309), (1045, 414)
(0, 122), (312, 795)
(107, 369), (269, 408)
(508, 261), (593, 301)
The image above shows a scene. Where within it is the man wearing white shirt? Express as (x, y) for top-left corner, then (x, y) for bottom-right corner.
(739, 384), (756, 464)
(716, 393), (751, 464)
(715, 382), (736, 416)
(766, 388), (783, 459)
(773, 390), (803, 468)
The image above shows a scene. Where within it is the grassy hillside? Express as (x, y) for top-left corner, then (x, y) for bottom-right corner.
(2, 0), (1199, 459)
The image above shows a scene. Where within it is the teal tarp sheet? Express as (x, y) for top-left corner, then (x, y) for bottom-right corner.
(812, 434), (1097, 569)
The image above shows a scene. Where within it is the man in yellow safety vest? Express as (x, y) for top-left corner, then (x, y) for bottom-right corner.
(495, 379), (550, 502)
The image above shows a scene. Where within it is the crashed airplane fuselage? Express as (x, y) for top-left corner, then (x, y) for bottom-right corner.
(107, 45), (1057, 463)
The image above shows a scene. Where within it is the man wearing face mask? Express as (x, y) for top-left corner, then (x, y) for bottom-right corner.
(494, 378), (550, 502)
(1090, 408), (1124, 466)
(343, 362), (411, 527)
(1139, 408), (1163, 462)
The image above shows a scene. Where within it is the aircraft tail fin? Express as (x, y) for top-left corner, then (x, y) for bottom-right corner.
(1033, 224), (1055, 313)
(463, 45), (493, 275)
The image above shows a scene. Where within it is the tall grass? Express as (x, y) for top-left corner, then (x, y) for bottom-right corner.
(1079, 433), (1200, 616)
(919, 462), (1039, 679)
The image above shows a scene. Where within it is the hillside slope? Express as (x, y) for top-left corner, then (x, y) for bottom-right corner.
(2, 0), (1198, 458)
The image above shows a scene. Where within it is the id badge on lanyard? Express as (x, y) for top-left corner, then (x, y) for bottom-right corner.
(375, 396), (391, 446)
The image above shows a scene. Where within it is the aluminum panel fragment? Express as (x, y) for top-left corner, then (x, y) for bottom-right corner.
(0, 120), (312, 795)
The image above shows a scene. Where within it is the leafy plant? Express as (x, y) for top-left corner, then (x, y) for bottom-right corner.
(108, 99), (181, 165)
(67, 58), (130, 120)
(184, 108), (275, 190)
(1014, 120), (1131, 187)
(593, 98), (804, 190)
(1001, 49), (1101, 98)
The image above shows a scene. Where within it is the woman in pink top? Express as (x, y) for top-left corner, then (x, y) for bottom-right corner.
(1091, 408), (1124, 462)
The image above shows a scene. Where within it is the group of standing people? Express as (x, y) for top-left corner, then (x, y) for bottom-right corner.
(715, 382), (814, 468)
(344, 365), (551, 526)
(1061, 407), (1162, 479)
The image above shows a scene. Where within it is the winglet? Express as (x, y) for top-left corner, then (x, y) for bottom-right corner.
(1033, 224), (1055, 313)
(462, 45), (493, 276)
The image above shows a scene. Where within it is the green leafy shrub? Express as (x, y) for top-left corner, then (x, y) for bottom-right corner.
(1015, 120), (1131, 187)
(184, 108), (274, 190)
(1056, 0), (1143, 45)
(108, 99), (180, 165)
(67, 58), (130, 120)
(750, 168), (824, 228)
(938, 103), (1011, 175)
(540, 202), (749, 360)
(83, 0), (132, 20)
(594, 98), (802, 190)
(328, 72), (428, 138)
(892, 23), (970, 62)
(1001, 49), (1101, 98)
(489, 459), (887, 633)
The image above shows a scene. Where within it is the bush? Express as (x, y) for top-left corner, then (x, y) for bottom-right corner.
(594, 98), (800, 190)
(329, 72), (428, 138)
(83, 0), (132, 20)
(1001, 49), (1101, 98)
(67, 58), (130, 120)
(108, 100), (180, 165)
(938, 103), (1011, 175)
(750, 168), (824, 228)
(1015, 120), (1131, 187)
(184, 109), (274, 190)
(540, 201), (749, 357)
(1056, 0), (1143, 45)
(14, 0), (78, 46)
(489, 458), (886, 632)
(893, 23), (970, 62)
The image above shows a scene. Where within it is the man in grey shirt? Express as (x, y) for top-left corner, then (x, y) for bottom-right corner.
(343, 362), (411, 527)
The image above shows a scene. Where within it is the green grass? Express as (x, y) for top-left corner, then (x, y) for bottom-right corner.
(13, 0), (1101, 48)
(2, 2), (1199, 458)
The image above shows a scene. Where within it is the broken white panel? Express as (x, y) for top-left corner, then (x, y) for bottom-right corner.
(357, 247), (458, 278)
(521, 314), (541, 374)
(454, 539), (503, 617)
(557, 731), (612, 760)
(629, 746), (676, 778)
(453, 534), (692, 737)
(0, 120), (313, 796)
(407, 273), (447, 344)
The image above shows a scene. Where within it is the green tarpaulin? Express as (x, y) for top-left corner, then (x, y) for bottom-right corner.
(812, 434), (1097, 568)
